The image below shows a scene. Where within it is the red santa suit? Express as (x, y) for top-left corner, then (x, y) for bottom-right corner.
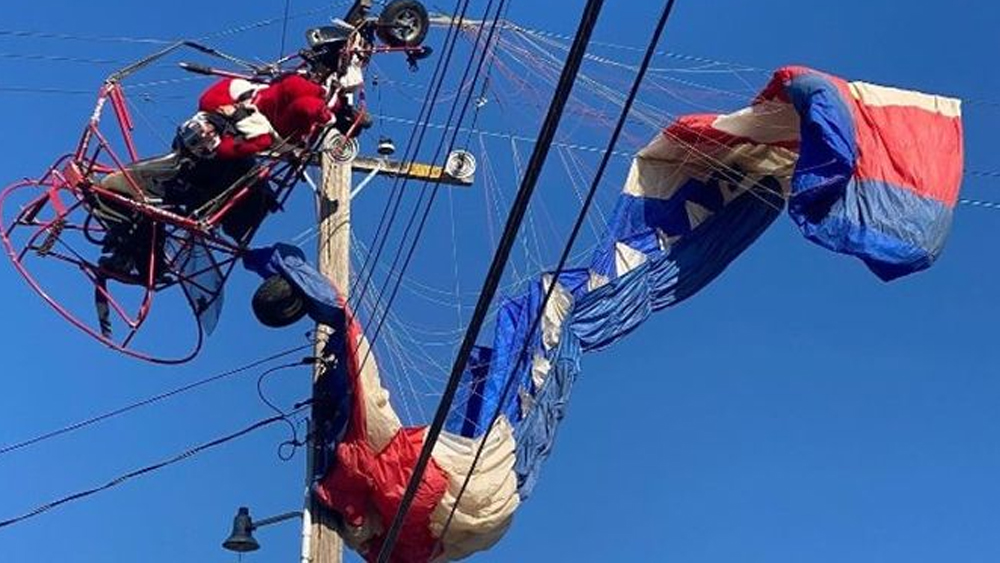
(197, 76), (332, 159)
(255, 75), (332, 142)
(198, 78), (273, 159)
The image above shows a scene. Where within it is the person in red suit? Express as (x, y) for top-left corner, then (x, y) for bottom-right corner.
(96, 75), (334, 279)
(195, 75), (333, 157)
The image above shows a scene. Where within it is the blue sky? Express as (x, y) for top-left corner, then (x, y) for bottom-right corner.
(1, 1), (1000, 562)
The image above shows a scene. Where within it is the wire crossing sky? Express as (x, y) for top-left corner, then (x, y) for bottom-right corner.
(1, 1), (999, 562)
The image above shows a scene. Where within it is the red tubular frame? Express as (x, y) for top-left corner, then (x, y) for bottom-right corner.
(1, 28), (406, 363)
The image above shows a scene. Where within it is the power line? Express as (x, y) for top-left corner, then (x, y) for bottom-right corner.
(375, 0), (607, 559)
(0, 345), (312, 458)
(436, 0), (680, 544)
(0, 408), (306, 530)
(349, 0), (482, 313)
(355, 0), (511, 378)
(0, 52), (124, 65)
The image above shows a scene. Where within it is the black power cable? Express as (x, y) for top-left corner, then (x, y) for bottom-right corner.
(0, 408), (307, 530)
(0, 345), (312, 458)
(435, 0), (681, 544)
(353, 0), (510, 375)
(375, 0), (608, 559)
(349, 0), (479, 312)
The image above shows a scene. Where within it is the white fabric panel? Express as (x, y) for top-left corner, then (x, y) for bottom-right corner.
(711, 101), (799, 144)
(352, 329), (402, 452)
(587, 271), (610, 292)
(656, 228), (681, 252)
(685, 200), (714, 230)
(429, 417), (520, 562)
(235, 110), (274, 138)
(848, 81), (962, 117)
(624, 141), (797, 201)
(531, 352), (551, 391)
(615, 241), (648, 277)
(540, 275), (574, 351)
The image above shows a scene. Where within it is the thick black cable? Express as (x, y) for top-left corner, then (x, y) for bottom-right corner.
(0, 407), (306, 530)
(354, 0), (507, 372)
(349, 9), (476, 323)
(375, 0), (607, 559)
(436, 0), (681, 543)
(0, 345), (312, 458)
(349, 0), (471, 296)
(349, 0), (483, 315)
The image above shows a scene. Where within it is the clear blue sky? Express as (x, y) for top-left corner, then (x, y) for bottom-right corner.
(1, 1), (1000, 562)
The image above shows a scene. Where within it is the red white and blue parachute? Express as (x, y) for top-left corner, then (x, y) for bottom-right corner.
(277, 66), (964, 562)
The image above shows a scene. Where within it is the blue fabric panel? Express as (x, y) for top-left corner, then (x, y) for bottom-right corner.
(514, 327), (582, 499)
(591, 172), (736, 279)
(792, 178), (953, 281)
(444, 345), (495, 438)
(660, 182), (785, 306)
(469, 283), (544, 435)
(784, 72), (858, 220)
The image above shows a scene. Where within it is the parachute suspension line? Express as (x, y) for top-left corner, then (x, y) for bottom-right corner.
(460, 26), (502, 149)
(352, 0), (512, 378)
(446, 178), (464, 330)
(374, 0), (609, 558)
(350, 0), (509, 328)
(510, 137), (553, 275)
(348, 0), (481, 316)
(436, 0), (681, 544)
(124, 95), (170, 147)
(554, 145), (607, 241)
(278, 0), (293, 58)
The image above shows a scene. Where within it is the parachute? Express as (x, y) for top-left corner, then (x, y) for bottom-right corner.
(274, 65), (965, 562)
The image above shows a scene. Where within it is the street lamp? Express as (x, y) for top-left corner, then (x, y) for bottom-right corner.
(222, 506), (302, 553)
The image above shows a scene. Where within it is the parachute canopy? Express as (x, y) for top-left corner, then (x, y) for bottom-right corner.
(595, 65), (964, 284)
(298, 66), (965, 563)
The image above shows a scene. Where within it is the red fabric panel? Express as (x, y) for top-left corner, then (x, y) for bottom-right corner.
(314, 308), (450, 563)
(317, 429), (449, 563)
(851, 104), (963, 207)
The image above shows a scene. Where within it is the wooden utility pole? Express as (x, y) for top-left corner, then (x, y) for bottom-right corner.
(303, 142), (351, 563)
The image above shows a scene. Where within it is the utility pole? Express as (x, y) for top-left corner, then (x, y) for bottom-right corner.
(303, 140), (351, 563)
(299, 8), (475, 562)
(301, 144), (474, 563)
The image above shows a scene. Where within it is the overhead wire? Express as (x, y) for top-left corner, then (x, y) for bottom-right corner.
(348, 0), (481, 312)
(436, 0), (679, 544)
(375, 0), (607, 558)
(0, 407), (308, 530)
(0, 345), (312, 458)
(355, 0), (511, 378)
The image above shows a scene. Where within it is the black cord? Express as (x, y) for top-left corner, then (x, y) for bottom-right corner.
(353, 0), (508, 375)
(255, 360), (314, 461)
(0, 408), (307, 530)
(435, 0), (681, 544)
(375, 0), (607, 559)
(348, 0), (477, 313)
(0, 345), (313, 458)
